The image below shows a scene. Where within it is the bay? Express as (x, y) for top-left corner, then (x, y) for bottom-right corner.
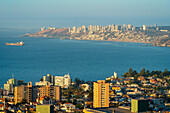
(0, 29), (170, 87)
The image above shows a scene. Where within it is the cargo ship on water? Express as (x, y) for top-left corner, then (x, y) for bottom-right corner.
(5, 41), (24, 46)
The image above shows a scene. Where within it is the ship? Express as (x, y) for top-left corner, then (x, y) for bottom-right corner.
(5, 41), (24, 46)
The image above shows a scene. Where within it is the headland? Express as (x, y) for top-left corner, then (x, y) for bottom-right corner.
(23, 24), (170, 47)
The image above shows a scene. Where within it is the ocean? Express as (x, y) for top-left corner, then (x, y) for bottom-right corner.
(0, 29), (170, 87)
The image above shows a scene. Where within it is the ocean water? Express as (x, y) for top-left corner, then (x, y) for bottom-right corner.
(0, 29), (170, 87)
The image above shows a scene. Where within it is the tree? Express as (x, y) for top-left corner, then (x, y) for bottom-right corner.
(122, 72), (128, 77)
(134, 74), (138, 80)
(67, 90), (72, 99)
(75, 77), (82, 87)
(140, 68), (145, 76)
(129, 68), (133, 73)
(88, 91), (93, 101)
(145, 70), (150, 76)
(73, 99), (77, 105)
(129, 80), (133, 85)
(20, 99), (27, 104)
(81, 80), (85, 84)
(132, 70), (138, 76)
(40, 78), (43, 81)
(66, 98), (71, 103)
(76, 104), (84, 109)
(163, 68), (170, 76)
(156, 86), (161, 90)
(127, 72), (132, 77)
(106, 79), (111, 83)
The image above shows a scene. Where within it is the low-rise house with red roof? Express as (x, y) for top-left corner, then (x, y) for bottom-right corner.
(30, 101), (38, 106)
(137, 76), (145, 81)
(149, 79), (158, 84)
(0, 104), (4, 111)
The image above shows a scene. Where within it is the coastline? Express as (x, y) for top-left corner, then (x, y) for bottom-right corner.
(22, 26), (170, 47)
(23, 35), (152, 45)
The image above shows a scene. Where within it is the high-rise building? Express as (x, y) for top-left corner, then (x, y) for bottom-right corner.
(114, 25), (118, 31)
(89, 25), (92, 31)
(97, 25), (100, 31)
(111, 24), (115, 32)
(43, 74), (54, 85)
(108, 25), (111, 31)
(36, 74), (71, 88)
(120, 25), (123, 30)
(64, 74), (71, 87)
(143, 25), (147, 31)
(132, 26), (136, 31)
(4, 84), (13, 94)
(72, 26), (76, 33)
(55, 76), (65, 86)
(127, 24), (132, 29)
(93, 80), (109, 108)
(82, 25), (86, 32)
(4, 76), (26, 94)
(55, 74), (71, 88)
(68, 27), (71, 33)
(123, 24), (126, 28)
(14, 82), (33, 104)
(14, 82), (61, 104)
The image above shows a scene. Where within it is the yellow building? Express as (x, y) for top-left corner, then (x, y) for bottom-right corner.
(93, 80), (109, 108)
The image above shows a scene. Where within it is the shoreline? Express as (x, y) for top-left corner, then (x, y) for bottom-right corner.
(22, 34), (169, 48)
(25, 35), (153, 45)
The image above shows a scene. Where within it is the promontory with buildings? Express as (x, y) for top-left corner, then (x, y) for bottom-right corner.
(23, 24), (170, 47)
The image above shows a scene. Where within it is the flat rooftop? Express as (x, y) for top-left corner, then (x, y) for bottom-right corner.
(85, 107), (131, 113)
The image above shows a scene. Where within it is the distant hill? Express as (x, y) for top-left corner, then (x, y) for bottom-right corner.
(22, 26), (170, 47)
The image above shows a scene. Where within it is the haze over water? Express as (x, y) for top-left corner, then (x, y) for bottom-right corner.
(0, 0), (170, 29)
(0, 30), (170, 87)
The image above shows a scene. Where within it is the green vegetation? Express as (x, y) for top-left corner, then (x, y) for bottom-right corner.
(122, 68), (170, 79)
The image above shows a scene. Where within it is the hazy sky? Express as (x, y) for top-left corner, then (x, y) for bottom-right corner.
(0, 0), (170, 28)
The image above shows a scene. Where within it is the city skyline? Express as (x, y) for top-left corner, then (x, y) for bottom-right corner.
(0, 0), (170, 29)
(0, 0), (170, 112)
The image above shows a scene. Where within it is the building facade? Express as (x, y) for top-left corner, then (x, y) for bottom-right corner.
(93, 80), (109, 108)
(36, 74), (71, 88)
(43, 74), (54, 85)
(14, 82), (61, 104)
(55, 74), (71, 88)
(131, 99), (149, 112)
(36, 104), (54, 113)
(4, 77), (26, 94)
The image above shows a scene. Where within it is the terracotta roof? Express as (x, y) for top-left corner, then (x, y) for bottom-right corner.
(0, 104), (3, 107)
(64, 103), (72, 104)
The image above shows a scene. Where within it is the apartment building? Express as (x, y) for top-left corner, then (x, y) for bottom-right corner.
(93, 80), (109, 108)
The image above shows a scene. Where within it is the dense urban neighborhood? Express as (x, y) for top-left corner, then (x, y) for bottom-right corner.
(23, 24), (170, 47)
(0, 68), (170, 112)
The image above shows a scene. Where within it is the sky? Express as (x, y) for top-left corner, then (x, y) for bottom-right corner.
(0, 0), (170, 29)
